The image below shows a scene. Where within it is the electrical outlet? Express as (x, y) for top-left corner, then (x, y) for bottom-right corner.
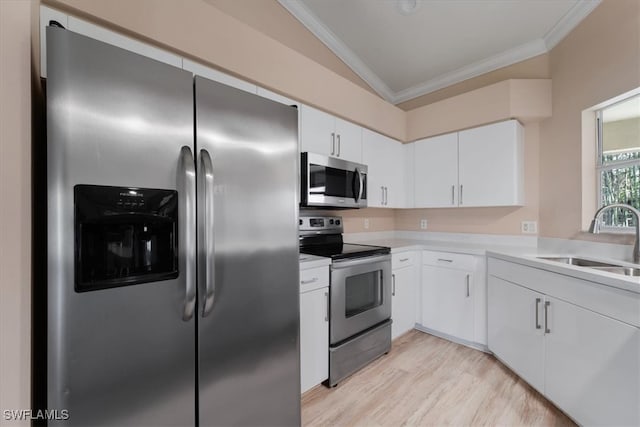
(521, 221), (538, 234)
(364, 218), (369, 229)
(420, 219), (428, 230)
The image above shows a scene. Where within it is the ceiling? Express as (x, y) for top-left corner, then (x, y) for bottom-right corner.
(278, 0), (601, 104)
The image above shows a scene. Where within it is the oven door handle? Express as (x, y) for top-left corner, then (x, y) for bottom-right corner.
(331, 254), (391, 269)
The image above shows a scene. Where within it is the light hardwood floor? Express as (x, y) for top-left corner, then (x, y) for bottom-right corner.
(302, 330), (575, 426)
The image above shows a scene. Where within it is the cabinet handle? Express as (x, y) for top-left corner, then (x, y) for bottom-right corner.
(301, 277), (318, 285)
(437, 258), (453, 263)
(336, 134), (341, 157)
(381, 186), (385, 205)
(331, 133), (335, 155)
(466, 274), (470, 297)
(324, 291), (329, 322)
(392, 273), (396, 296)
(399, 258), (409, 262)
(451, 185), (455, 205)
(384, 187), (388, 205)
(460, 184), (463, 205)
(535, 298), (541, 329)
(544, 300), (551, 334)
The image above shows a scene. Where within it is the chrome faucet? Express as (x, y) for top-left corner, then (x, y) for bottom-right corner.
(589, 203), (640, 264)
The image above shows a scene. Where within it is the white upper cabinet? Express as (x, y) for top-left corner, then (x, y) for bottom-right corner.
(458, 119), (524, 207)
(362, 129), (405, 208)
(183, 59), (257, 94)
(414, 133), (458, 208)
(300, 105), (362, 163)
(413, 120), (524, 208)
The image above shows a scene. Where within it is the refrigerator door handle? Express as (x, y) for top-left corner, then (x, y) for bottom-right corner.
(200, 149), (216, 317)
(179, 146), (197, 321)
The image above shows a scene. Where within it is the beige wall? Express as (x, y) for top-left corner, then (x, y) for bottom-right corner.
(398, 53), (550, 111)
(203, 0), (376, 95)
(45, 0), (406, 141)
(0, 0), (32, 420)
(539, 0), (640, 239)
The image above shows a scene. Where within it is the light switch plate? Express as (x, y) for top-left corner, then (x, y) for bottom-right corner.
(420, 219), (428, 230)
(521, 221), (538, 234)
(364, 218), (369, 229)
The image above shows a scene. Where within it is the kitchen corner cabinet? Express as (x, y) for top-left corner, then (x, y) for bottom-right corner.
(391, 252), (418, 339)
(413, 119), (524, 208)
(488, 260), (640, 426)
(300, 105), (362, 163)
(362, 129), (405, 208)
(421, 251), (480, 343)
(299, 265), (329, 394)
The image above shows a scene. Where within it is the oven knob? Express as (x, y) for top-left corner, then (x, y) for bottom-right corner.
(299, 219), (303, 225)
(336, 220), (341, 225)
(329, 219), (334, 225)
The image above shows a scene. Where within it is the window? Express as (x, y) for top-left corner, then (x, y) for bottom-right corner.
(597, 94), (640, 229)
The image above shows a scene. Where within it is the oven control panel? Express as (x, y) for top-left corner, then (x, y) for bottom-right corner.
(299, 215), (343, 235)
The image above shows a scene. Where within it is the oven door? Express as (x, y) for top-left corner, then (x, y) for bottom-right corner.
(330, 254), (391, 344)
(301, 152), (367, 208)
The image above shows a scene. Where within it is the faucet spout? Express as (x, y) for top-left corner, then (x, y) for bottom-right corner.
(589, 203), (640, 264)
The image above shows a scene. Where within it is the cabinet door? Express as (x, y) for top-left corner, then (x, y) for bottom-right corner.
(413, 133), (458, 208)
(544, 297), (640, 426)
(300, 105), (335, 157)
(391, 266), (416, 339)
(334, 117), (362, 162)
(362, 129), (387, 207)
(487, 276), (545, 393)
(300, 287), (329, 393)
(458, 120), (524, 207)
(421, 266), (474, 342)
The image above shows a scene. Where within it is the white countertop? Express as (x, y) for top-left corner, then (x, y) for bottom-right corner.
(299, 253), (331, 269)
(341, 237), (640, 295)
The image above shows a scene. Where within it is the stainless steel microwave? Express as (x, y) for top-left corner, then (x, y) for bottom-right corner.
(300, 152), (367, 209)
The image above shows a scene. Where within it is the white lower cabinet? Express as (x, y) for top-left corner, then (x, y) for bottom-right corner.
(420, 251), (484, 345)
(391, 252), (417, 339)
(300, 287), (329, 393)
(488, 259), (640, 426)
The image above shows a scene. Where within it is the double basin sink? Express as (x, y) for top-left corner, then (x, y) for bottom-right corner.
(538, 256), (640, 277)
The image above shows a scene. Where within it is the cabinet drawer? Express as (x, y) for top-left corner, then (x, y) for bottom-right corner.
(422, 250), (477, 270)
(300, 266), (329, 293)
(392, 251), (416, 268)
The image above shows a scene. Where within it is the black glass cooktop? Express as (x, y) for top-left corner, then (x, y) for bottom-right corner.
(300, 240), (390, 261)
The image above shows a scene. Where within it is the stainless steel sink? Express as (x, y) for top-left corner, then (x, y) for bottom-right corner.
(537, 257), (620, 268)
(536, 256), (640, 277)
(590, 266), (640, 276)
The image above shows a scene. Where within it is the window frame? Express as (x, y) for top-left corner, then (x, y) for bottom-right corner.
(595, 94), (640, 233)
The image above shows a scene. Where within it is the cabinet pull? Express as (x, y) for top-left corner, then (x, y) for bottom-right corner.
(451, 185), (455, 205)
(392, 273), (396, 296)
(324, 291), (329, 322)
(336, 134), (341, 157)
(384, 187), (388, 205)
(381, 186), (385, 205)
(437, 258), (453, 263)
(331, 132), (335, 155)
(535, 298), (541, 329)
(301, 277), (318, 285)
(399, 258), (409, 262)
(460, 184), (464, 205)
(466, 274), (470, 297)
(544, 300), (551, 334)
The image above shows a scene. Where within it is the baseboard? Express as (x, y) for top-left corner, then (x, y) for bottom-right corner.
(413, 324), (491, 354)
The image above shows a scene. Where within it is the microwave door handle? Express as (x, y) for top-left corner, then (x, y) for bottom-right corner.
(353, 168), (361, 202)
(179, 146), (197, 321)
(200, 149), (216, 317)
(355, 168), (364, 202)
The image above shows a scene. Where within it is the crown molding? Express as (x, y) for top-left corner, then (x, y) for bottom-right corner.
(544, 0), (601, 50)
(278, 0), (602, 105)
(277, 0), (396, 102)
(392, 39), (548, 104)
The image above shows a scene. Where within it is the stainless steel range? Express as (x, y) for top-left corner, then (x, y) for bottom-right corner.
(299, 215), (392, 387)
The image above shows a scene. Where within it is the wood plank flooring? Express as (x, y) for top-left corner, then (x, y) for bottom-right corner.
(302, 330), (575, 426)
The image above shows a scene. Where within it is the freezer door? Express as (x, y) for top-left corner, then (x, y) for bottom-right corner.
(46, 28), (196, 426)
(195, 77), (301, 426)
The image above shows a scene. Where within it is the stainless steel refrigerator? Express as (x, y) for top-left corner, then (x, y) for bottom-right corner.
(44, 27), (300, 426)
